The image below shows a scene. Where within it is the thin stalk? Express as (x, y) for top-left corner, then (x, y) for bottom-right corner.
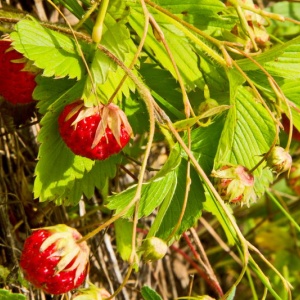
(266, 190), (300, 232)
(73, 0), (99, 31)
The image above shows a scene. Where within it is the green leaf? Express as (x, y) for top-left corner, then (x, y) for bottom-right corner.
(83, 13), (136, 104)
(55, 0), (94, 33)
(139, 62), (184, 119)
(152, 0), (234, 34)
(149, 158), (205, 240)
(237, 35), (300, 76)
(33, 80), (95, 203)
(129, 8), (205, 90)
(215, 84), (275, 198)
(141, 286), (163, 300)
(0, 289), (26, 300)
(11, 19), (91, 79)
(187, 115), (226, 174)
(172, 105), (229, 131)
(115, 218), (133, 262)
(107, 147), (181, 218)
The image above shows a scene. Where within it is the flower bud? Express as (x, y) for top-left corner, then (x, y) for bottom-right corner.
(266, 146), (292, 175)
(139, 237), (168, 262)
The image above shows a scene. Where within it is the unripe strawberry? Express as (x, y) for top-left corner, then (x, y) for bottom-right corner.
(139, 237), (168, 262)
(58, 100), (132, 160)
(20, 224), (90, 295)
(266, 146), (292, 175)
(211, 165), (256, 206)
(72, 284), (114, 300)
(0, 39), (38, 105)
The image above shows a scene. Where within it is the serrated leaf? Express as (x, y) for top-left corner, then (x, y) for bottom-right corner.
(149, 158), (205, 240)
(11, 19), (91, 79)
(237, 35), (300, 76)
(33, 81), (96, 203)
(141, 286), (163, 300)
(107, 147), (181, 218)
(215, 82), (276, 198)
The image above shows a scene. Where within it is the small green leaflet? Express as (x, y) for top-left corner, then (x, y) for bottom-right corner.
(148, 158), (205, 240)
(141, 286), (163, 300)
(107, 147), (181, 218)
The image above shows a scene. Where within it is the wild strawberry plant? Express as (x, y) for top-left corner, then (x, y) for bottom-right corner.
(0, 0), (300, 299)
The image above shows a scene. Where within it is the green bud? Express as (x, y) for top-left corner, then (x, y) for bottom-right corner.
(140, 237), (168, 262)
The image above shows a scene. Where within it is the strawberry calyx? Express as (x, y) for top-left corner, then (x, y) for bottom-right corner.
(37, 224), (89, 284)
(64, 100), (133, 149)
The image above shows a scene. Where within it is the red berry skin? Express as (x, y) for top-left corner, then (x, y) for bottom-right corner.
(20, 228), (88, 295)
(58, 101), (131, 160)
(282, 114), (300, 142)
(0, 40), (37, 105)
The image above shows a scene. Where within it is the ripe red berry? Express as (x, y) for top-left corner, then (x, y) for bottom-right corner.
(58, 100), (132, 160)
(0, 39), (37, 105)
(20, 224), (90, 295)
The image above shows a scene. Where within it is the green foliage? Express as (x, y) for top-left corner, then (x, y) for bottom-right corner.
(0, 290), (26, 300)
(141, 286), (163, 300)
(3, 0), (300, 298)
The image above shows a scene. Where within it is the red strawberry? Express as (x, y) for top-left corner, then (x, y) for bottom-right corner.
(0, 39), (37, 105)
(58, 100), (132, 160)
(20, 224), (90, 295)
(211, 165), (256, 206)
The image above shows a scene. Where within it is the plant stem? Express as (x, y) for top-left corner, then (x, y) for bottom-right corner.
(266, 190), (300, 232)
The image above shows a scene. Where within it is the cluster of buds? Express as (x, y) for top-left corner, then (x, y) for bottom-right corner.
(211, 164), (256, 206)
